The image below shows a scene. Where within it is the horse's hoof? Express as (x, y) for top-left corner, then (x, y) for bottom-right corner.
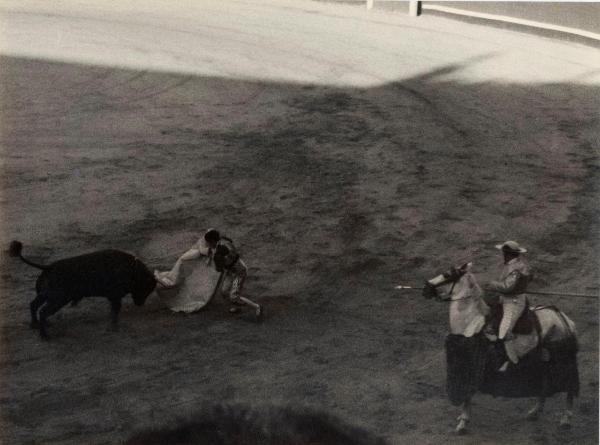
(456, 425), (468, 435)
(559, 410), (573, 430)
(455, 420), (468, 435)
(559, 420), (572, 430)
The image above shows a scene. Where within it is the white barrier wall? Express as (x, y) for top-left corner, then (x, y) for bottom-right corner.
(365, 1), (600, 41)
(366, 0), (417, 14)
(424, 1), (600, 34)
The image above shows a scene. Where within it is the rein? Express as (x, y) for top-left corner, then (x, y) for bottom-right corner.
(440, 293), (473, 302)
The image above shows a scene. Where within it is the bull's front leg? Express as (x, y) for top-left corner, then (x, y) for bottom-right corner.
(29, 293), (46, 329)
(109, 297), (122, 331)
(37, 297), (66, 340)
(456, 399), (471, 434)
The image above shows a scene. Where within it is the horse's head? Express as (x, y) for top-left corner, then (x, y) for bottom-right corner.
(423, 262), (472, 299)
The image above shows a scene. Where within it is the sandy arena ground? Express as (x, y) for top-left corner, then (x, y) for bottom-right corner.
(0, 1), (598, 443)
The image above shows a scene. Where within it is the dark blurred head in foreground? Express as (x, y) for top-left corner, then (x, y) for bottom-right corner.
(125, 404), (386, 445)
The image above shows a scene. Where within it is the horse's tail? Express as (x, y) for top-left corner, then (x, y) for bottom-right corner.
(532, 305), (580, 397)
(8, 241), (49, 271)
(533, 305), (578, 353)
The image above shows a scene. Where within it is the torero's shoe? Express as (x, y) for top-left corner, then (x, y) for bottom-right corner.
(229, 307), (241, 314)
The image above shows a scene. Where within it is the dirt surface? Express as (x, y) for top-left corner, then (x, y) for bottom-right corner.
(0, 1), (598, 444)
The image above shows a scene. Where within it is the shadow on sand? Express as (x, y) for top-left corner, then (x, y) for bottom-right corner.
(0, 55), (598, 444)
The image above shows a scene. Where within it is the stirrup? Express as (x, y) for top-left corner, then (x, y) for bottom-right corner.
(484, 332), (498, 342)
(540, 348), (550, 361)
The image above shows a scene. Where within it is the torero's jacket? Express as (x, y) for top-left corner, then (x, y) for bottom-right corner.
(213, 237), (241, 272)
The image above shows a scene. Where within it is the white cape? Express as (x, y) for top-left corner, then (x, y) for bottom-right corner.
(155, 260), (222, 313)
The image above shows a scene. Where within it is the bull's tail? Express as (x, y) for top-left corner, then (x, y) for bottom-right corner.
(8, 241), (48, 270)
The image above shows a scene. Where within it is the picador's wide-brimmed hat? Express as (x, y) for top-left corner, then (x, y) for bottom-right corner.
(495, 240), (527, 253)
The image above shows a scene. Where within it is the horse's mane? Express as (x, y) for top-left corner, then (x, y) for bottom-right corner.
(443, 270), (482, 302)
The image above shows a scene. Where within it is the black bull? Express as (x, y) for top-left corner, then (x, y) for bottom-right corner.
(10, 241), (157, 339)
(445, 332), (579, 405)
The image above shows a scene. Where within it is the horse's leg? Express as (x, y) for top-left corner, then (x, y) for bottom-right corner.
(559, 391), (574, 429)
(537, 308), (576, 429)
(456, 399), (471, 434)
(526, 396), (545, 421)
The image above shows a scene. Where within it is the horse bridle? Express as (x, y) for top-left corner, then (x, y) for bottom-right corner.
(437, 272), (474, 302)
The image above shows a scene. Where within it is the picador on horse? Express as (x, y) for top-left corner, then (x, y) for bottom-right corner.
(423, 240), (579, 434)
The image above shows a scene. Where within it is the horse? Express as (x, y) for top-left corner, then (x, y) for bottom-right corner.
(423, 262), (579, 434)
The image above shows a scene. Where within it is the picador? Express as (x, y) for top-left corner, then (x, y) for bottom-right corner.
(484, 240), (537, 371)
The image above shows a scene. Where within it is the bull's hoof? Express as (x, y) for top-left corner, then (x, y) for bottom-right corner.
(255, 305), (263, 322)
(526, 409), (541, 421)
(33, 320), (51, 328)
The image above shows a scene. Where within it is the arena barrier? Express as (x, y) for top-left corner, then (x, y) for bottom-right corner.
(365, 1), (600, 41)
